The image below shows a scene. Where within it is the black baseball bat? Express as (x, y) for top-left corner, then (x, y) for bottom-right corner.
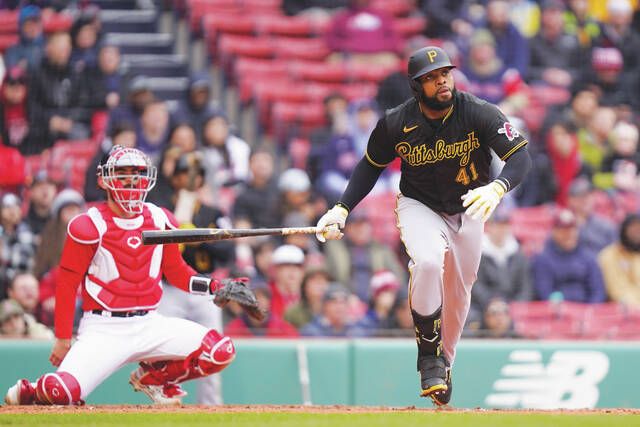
(142, 226), (328, 245)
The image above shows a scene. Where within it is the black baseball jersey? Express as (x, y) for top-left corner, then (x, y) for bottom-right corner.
(365, 91), (528, 214)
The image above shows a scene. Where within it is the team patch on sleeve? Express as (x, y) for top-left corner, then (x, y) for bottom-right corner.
(497, 122), (520, 141)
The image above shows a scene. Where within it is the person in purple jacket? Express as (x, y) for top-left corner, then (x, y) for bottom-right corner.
(532, 209), (606, 303)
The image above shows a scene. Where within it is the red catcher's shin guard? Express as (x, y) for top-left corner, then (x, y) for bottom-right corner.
(35, 372), (83, 405)
(138, 330), (236, 386)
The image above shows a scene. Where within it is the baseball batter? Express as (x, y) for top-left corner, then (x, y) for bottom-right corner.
(316, 46), (531, 405)
(4, 146), (261, 406)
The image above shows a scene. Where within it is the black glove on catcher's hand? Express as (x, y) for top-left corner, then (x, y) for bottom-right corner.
(212, 277), (266, 322)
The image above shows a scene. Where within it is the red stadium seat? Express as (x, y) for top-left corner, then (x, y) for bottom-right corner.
(235, 57), (289, 102)
(43, 12), (74, 33)
(272, 100), (326, 139)
(273, 37), (331, 61)
(290, 60), (349, 83)
(348, 60), (401, 83)
(0, 10), (18, 34)
(257, 15), (330, 37)
(392, 16), (426, 39)
(371, 0), (418, 17)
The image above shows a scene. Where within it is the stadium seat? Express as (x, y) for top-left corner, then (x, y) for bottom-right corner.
(290, 61), (349, 83)
(43, 12), (74, 33)
(217, 34), (276, 71)
(0, 10), (18, 34)
(257, 15), (330, 37)
(347, 60), (401, 83)
(273, 37), (330, 61)
(371, 0), (418, 17)
(235, 58), (289, 102)
(272, 100), (326, 140)
(146, 77), (190, 101)
(392, 16), (426, 39)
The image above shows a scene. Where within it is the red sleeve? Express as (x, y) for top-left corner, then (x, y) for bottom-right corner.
(54, 237), (98, 339)
(161, 242), (197, 292)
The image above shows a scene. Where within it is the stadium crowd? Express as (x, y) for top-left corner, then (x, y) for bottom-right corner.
(1, 0), (640, 341)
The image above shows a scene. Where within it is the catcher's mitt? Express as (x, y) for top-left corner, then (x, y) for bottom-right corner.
(212, 277), (266, 322)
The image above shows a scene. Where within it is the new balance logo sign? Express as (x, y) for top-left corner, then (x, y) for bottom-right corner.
(485, 350), (609, 409)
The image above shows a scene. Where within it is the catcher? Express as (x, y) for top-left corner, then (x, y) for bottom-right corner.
(4, 146), (263, 406)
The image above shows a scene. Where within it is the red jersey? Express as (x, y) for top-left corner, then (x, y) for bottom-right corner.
(54, 202), (197, 338)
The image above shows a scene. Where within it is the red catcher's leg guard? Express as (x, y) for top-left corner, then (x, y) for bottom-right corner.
(35, 372), (83, 405)
(138, 330), (235, 386)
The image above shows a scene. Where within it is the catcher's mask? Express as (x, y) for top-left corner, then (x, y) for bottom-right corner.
(407, 46), (455, 104)
(98, 146), (157, 215)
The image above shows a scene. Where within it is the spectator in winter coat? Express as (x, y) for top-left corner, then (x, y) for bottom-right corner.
(470, 208), (532, 325)
(532, 209), (606, 303)
(170, 72), (221, 143)
(598, 214), (640, 308)
(3, 5), (44, 70)
(0, 66), (30, 153)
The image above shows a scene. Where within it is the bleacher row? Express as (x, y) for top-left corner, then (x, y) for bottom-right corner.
(510, 301), (640, 340)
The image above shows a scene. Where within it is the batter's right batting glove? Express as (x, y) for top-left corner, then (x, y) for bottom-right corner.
(315, 204), (349, 242)
(461, 180), (507, 222)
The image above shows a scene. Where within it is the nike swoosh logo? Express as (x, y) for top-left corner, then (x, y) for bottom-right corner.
(421, 334), (439, 343)
(403, 125), (419, 133)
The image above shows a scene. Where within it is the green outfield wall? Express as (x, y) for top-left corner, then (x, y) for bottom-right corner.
(1, 339), (638, 408)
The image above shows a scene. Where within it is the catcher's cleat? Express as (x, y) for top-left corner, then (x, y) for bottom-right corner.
(430, 363), (452, 406)
(418, 355), (448, 400)
(129, 367), (187, 405)
(4, 379), (36, 405)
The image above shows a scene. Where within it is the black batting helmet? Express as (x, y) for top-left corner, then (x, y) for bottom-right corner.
(407, 46), (455, 101)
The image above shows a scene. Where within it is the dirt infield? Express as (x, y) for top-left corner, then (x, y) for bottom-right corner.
(1, 404), (639, 415)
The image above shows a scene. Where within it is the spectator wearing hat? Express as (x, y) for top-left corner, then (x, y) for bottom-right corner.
(284, 264), (332, 328)
(0, 193), (35, 299)
(24, 170), (58, 240)
(33, 189), (85, 280)
(277, 168), (315, 225)
(565, 177), (617, 256)
(232, 148), (280, 229)
(170, 72), (221, 142)
(353, 269), (401, 336)
(200, 113), (250, 205)
(27, 31), (92, 152)
(225, 285), (299, 338)
(107, 75), (155, 135)
(469, 206), (531, 329)
(577, 47), (633, 108)
(528, 0), (583, 88)
(594, 0), (640, 78)
(598, 214), (640, 309)
(324, 0), (402, 68)
(300, 283), (364, 337)
(268, 244), (306, 317)
(324, 208), (405, 301)
(0, 298), (52, 339)
(3, 5), (44, 70)
(532, 208), (606, 303)
(84, 123), (137, 202)
(0, 66), (31, 154)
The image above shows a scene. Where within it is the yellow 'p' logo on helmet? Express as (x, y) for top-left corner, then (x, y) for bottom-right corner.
(427, 50), (438, 63)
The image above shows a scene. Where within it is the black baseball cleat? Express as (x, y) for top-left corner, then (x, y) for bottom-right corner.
(418, 355), (448, 401)
(430, 362), (452, 406)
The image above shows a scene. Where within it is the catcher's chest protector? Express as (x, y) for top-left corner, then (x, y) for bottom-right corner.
(83, 204), (169, 310)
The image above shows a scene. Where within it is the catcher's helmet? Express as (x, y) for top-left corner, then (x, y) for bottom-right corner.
(408, 46), (455, 100)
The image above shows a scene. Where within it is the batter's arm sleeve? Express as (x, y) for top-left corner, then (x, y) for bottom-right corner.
(339, 119), (394, 211)
(495, 147), (531, 192)
(54, 238), (98, 339)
